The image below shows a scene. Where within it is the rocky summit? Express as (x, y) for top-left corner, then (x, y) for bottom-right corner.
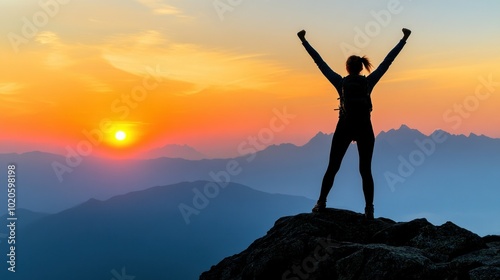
(200, 209), (500, 280)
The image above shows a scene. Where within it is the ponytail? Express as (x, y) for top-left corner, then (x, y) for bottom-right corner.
(361, 56), (373, 73)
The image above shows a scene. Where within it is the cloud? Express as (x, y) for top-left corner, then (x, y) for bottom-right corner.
(34, 31), (74, 69)
(79, 75), (113, 93)
(0, 83), (24, 95)
(101, 31), (289, 92)
(135, 0), (184, 16)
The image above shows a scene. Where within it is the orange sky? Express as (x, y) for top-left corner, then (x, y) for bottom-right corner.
(1, 0), (499, 158)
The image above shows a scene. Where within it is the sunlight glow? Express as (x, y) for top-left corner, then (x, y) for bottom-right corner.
(115, 131), (127, 141)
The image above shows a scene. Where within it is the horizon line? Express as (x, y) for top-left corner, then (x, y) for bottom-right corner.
(1, 124), (498, 160)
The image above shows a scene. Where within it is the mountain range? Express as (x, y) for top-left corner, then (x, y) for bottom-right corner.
(0, 125), (499, 235)
(0, 181), (312, 280)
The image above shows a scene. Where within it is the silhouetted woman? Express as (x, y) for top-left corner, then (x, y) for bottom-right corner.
(298, 28), (411, 219)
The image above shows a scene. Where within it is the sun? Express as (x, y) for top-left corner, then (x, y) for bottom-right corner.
(115, 130), (127, 141)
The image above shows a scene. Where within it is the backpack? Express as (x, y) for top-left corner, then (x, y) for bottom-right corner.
(338, 75), (372, 118)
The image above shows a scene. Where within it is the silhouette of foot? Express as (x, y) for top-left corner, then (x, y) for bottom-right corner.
(365, 205), (374, 220)
(312, 201), (326, 213)
(402, 28), (411, 41)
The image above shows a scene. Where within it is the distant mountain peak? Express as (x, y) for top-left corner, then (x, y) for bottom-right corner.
(467, 132), (493, 139)
(303, 131), (332, 147)
(377, 124), (426, 141)
(398, 124), (411, 130)
(386, 124), (420, 134)
(314, 131), (329, 137)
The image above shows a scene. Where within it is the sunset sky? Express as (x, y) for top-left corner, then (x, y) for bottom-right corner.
(1, 0), (499, 158)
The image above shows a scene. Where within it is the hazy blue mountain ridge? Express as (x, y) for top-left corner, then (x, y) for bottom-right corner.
(0, 181), (313, 280)
(0, 125), (498, 235)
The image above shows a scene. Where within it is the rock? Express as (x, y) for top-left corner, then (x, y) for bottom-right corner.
(469, 266), (500, 280)
(200, 208), (500, 280)
(372, 219), (486, 262)
(335, 243), (432, 280)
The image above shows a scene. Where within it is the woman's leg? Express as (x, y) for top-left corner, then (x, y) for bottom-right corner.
(317, 122), (352, 204)
(356, 121), (375, 208)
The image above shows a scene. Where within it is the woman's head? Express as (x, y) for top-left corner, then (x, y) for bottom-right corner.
(346, 55), (373, 75)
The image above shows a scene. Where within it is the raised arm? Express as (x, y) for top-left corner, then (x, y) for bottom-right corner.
(298, 30), (343, 93)
(367, 28), (412, 86)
